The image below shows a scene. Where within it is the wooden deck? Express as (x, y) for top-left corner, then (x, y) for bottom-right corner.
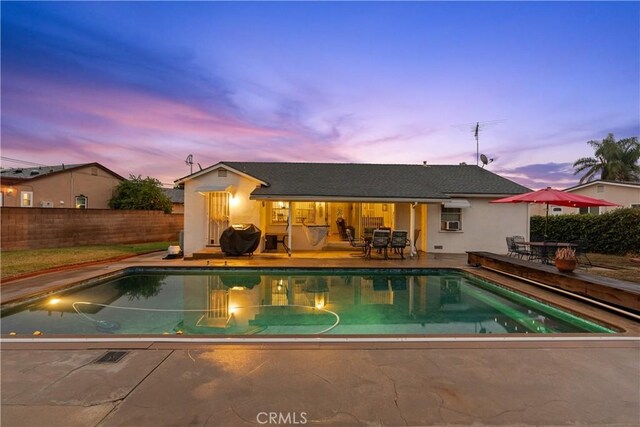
(468, 251), (640, 312)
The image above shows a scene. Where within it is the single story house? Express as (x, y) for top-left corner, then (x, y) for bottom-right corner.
(530, 180), (640, 216)
(0, 163), (125, 209)
(162, 188), (185, 214)
(175, 162), (531, 256)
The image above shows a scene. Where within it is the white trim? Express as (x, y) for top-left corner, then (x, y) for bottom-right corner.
(249, 195), (448, 203)
(195, 184), (236, 195)
(446, 193), (525, 198)
(175, 162), (268, 186)
(442, 199), (471, 209)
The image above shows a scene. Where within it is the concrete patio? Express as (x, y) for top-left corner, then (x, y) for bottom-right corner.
(2, 342), (639, 426)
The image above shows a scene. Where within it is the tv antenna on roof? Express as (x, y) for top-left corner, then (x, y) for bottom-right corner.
(185, 154), (193, 174)
(452, 119), (504, 166)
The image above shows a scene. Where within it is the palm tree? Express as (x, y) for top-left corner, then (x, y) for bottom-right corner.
(573, 134), (640, 183)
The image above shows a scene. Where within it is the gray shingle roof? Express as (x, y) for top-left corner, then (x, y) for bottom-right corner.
(221, 162), (530, 200)
(0, 163), (125, 181)
(162, 188), (184, 204)
(0, 164), (86, 179)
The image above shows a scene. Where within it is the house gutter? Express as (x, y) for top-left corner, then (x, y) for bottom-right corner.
(248, 195), (449, 203)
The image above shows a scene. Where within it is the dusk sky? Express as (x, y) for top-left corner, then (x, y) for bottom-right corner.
(2, 1), (638, 189)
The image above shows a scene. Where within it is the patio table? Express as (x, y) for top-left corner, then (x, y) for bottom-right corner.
(523, 241), (577, 264)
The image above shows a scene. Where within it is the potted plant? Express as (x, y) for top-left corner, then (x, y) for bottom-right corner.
(555, 247), (577, 272)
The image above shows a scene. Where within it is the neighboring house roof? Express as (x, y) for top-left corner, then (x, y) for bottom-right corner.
(177, 162), (531, 201)
(0, 162), (126, 184)
(162, 188), (184, 204)
(564, 180), (640, 192)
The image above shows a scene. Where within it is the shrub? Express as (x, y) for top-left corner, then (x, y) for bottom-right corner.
(530, 208), (640, 255)
(109, 175), (173, 214)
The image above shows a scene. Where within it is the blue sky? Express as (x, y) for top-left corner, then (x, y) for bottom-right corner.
(2, 1), (638, 189)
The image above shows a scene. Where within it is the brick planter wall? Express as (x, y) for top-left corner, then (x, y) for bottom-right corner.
(1, 208), (184, 251)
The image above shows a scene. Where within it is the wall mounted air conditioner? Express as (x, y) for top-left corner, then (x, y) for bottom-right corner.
(40, 201), (54, 208)
(444, 221), (460, 231)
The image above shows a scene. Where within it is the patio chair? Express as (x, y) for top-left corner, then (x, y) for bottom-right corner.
(512, 235), (531, 259)
(506, 236), (516, 257)
(390, 230), (409, 260)
(371, 229), (391, 259)
(372, 276), (390, 291)
(346, 229), (370, 257)
(572, 240), (592, 268)
(363, 227), (375, 240)
(528, 244), (545, 263)
(390, 276), (407, 290)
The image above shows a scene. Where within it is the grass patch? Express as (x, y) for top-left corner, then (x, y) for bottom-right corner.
(1, 242), (172, 280)
(583, 253), (640, 284)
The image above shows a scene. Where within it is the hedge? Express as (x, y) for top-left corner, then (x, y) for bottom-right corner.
(530, 208), (640, 255)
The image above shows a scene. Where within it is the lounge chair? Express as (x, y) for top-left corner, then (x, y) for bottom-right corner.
(336, 218), (355, 241)
(390, 230), (409, 259)
(371, 229), (391, 259)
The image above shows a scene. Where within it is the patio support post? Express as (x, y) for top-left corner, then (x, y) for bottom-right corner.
(287, 203), (292, 257)
(409, 202), (416, 257)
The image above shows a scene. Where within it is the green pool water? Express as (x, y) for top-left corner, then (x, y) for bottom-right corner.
(0, 269), (615, 335)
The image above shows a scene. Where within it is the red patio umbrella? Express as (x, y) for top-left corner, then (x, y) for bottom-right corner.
(490, 187), (619, 238)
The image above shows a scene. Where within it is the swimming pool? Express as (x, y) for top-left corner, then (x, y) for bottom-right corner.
(0, 269), (615, 335)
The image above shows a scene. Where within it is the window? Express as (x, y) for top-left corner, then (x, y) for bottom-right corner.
(631, 204), (640, 210)
(271, 201), (290, 224)
(440, 207), (462, 231)
(20, 191), (33, 207)
(75, 195), (88, 209)
(0, 192), (3, 207)
(579, 206), (599, 215)
(294, 202), (325, 224)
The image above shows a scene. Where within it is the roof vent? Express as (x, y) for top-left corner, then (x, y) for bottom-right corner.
(422, 161), (427, 166)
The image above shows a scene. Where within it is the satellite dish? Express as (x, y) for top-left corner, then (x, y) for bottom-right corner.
(480, 154), (494, 168)
(185, 154), (194, 174)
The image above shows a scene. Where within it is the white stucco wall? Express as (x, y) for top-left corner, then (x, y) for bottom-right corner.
(566, 184), (640, 214)
(183, 168), (262, 256)
(394, 202), (425, 252)
(426, 198), (529, 254)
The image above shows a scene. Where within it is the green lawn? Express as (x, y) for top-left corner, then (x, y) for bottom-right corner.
(1, 242), (172, 280)
(583, 253), (640, 284)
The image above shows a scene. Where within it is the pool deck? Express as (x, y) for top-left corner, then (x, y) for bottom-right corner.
(2, 251), (639, 426)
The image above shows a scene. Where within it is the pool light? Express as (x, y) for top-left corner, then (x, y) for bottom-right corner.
(49, 298), (61, 305)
